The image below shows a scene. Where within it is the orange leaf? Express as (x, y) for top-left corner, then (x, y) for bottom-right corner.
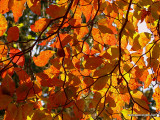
(135, 66), (149, 82)
(33, 50), (54, 67)
(74, 25), (89, 39)
(70, 6), (82, 26)
(7, 26), (19, 42)
(30, 18), (50, 32)
(0, 0), (9, 14)
(0, 14), (7, 36)
(92, 28), (104, 45)
(72, 57), (80, 69)
(9, 48), (25, 67)
(82, 42), (90, 54)
(129, 78), (143, 90)
(80, 4), (93, 22)
(8, 0), (26, 22)
(43, 65), (60, 78)
(0, 40), (8, 56)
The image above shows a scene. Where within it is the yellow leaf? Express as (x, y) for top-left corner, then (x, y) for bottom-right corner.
(132, 32), (151, 50)
(0, 14), (7, 36)
(144, 74), (152, 89)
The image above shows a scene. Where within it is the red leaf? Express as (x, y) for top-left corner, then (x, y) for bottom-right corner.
(7, 26), (19, 42)
(1, 74), (15, 96)
(27, 0), (41, 15)
(46, 5), (66, 19)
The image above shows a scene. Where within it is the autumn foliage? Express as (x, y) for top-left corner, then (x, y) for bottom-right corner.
(0, 0), (160, 119)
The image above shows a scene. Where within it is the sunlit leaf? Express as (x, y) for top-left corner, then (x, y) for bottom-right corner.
(0, 0), (9, 14)
(33, 50), (54, 67)
(0, 14), (7, 36)
(30, 18), (50, 32)
(8, 0), (26, 22)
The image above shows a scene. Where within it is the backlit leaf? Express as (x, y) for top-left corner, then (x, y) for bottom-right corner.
(8, 0), (26, 22)
(30, 18), (50, 32)
(0, 0), (9, 14)
(33, 50), (54, 67)
(0, 40), (7, 56)
(0, 14), (7, 36)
